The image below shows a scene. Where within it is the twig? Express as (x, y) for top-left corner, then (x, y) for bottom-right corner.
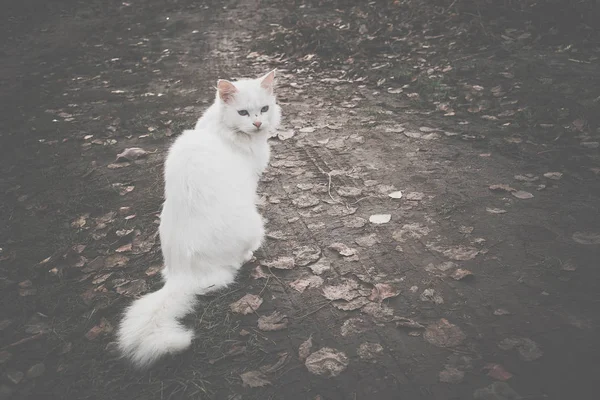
(1, 332), (45, 350)
(444, 0), (458, 14)
(259, 275), (271, 296)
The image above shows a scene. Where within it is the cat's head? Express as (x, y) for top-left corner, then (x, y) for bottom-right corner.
(216, 70), (281, 136)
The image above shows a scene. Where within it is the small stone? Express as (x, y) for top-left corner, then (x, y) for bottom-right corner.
(26, 363), (46, 379)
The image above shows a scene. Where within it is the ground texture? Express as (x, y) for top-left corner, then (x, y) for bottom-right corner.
(1, 0), (599, 399)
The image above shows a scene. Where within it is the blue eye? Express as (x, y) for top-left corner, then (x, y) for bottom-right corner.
(238, 110), (249, 116)
(261, 106), (269, 113)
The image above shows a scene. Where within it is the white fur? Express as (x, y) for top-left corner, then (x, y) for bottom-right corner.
(117, 71), (281, 368)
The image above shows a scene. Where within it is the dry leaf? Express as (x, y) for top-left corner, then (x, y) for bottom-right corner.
(514, 174), (539, 182)
(405, 192), (425, 201)
(277, 130), (295, 140)
(115, 279), (147, 297)
(305, 348), (349, 377)
(489, 184), (516, 192)
(355, 233), (379, 247)
(368, 283), (400, 302)
(258, 311), (288, 331)
(357, 342), (383, 361)
(308, 259), (331, 275)
(512, 190), (534, 199)
(145, 264), (162, 276)
(337, 186), (362, 197)
(230, 294), (263, 315)
(115, 243), (132, 253)
(105, 254), (129, 269)
(369, 214), (391, 224)
(293, 245), (322, 266)
(292, 194), (320, 208)
(543, 172), (562, 180)
(251, 265), (269, 279)
(71, 214), (88, 229)
(85, 318), (113, 340)
(451, 269), (474, 280)
(394, 317), (425, 330)
(329, 242), (357, 257)
(424, 319), (466, 348)
(332, 297), (370, 311)
(439, 366), (465, 383)
(261, 256), (295, 270)
(116, 147), (148, 162)
(360, 303), (395, 321)
(498, 337), (542, 361)
(290, 276), (324, 293)
(484, 363), (513, 381)
(298, 336), (313, 361)
(420, 288), (444, 304)
(343, 217), (367, 228)
(322, 280), (365, 301)
(240, 370), (271, 388)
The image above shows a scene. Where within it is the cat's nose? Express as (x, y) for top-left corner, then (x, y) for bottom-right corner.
(253, 121), (262, 128)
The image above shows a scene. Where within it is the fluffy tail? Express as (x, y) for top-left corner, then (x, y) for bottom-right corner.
(117, 280), (197, 369)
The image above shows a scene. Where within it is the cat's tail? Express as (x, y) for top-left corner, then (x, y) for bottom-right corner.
(117, 280), (197, 369)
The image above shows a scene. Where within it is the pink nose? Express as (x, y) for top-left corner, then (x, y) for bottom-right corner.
(253, 121), (262, 128)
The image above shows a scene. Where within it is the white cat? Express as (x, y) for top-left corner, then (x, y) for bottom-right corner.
(117, 70), (281, 368)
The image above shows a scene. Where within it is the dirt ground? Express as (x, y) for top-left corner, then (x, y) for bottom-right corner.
(1, 0), (599, 399)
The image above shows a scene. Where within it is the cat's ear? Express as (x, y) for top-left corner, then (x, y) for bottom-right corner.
(259, 70), (276, 94)
(217, 79), (237, 104)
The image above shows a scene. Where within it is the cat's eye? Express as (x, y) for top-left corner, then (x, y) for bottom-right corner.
(238, 110), (249, 116)
(261, 106), (269, 113)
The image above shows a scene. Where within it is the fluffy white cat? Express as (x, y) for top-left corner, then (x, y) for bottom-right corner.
(117, 70), (281, 368)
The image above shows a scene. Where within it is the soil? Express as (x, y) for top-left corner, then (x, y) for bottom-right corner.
(1, 0), (599, 399)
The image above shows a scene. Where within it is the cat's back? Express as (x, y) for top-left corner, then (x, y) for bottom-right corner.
(163, 128), (254, 195)
(165, 128), (230, 172)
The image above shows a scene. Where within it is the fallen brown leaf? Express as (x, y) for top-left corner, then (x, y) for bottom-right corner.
(240, 370), (270, 388)
(329, 242), (357, 257)
(451, 269), (474, 280)
(489, 184), (516, 192)
(85, 318), (113, 340)
(257, 311), (288, 332)
(424, 319), (466, 348)
(305, 347), (349, 377)
(289, 276), (324, 293)
(261, 256), (295, 270)
(230, 294), (263, 315)
(484, 363), (513, 381)
(293, 245), (321, 266)
(298, 336), (313, 361)
(116, 147), (148, 162)
(368, 283), (400, 302)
